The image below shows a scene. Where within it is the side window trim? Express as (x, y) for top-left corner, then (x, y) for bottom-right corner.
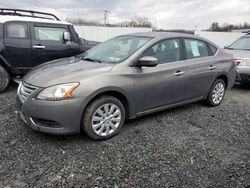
(4, 21), (29, 39)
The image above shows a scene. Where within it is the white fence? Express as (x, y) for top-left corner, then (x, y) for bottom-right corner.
(195, 31), (245, 48)
(74, 25), (152, 42)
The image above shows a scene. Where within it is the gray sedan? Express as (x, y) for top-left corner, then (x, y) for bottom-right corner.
(17, 32), (236, 140)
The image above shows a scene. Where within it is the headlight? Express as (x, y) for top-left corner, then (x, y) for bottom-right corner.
(239, 59), (250, 66)
(37, 82), (80, 101)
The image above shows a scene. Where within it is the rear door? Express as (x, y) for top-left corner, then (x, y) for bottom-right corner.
(30, 23), (80, 66)
(183, 38), (218, 99)
(3, 21), (32, 68)
(134, 38), (188, 113)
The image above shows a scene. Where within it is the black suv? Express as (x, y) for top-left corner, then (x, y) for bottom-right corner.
(0, 9), (97, 92)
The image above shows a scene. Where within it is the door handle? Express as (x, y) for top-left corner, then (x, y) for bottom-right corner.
(174, 71), (185, 76)
(33, 45), (45, 49)
(209, 65), (216, 70)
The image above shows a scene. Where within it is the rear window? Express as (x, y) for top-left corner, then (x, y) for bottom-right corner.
(6, 23), (27, 39)
(208, 43), (217, 55)
(184, 39), (209, 59)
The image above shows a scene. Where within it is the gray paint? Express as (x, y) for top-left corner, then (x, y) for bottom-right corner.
(17, 32), (236, 135)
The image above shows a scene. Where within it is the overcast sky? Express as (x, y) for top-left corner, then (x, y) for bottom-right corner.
(1, 0), (250, 29)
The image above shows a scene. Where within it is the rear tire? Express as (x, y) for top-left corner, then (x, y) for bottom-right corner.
(82, 95), (125, 140)
(0, 65), (10, 93)
(206, 79), (226, 107)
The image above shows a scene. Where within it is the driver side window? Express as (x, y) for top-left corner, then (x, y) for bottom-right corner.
(34, 26), (67, 41)
(143, 38), (181, 64)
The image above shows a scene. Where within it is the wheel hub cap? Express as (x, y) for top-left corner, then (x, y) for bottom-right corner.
(212, 82), (225, 104)
(92, 103), (121, 136)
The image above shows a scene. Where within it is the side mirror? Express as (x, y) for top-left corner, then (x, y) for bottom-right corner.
(63, 32), (71, 42)
(224, 45), (230, 49)
(80, 38), (87, 45)
(138, 56), (158, 67)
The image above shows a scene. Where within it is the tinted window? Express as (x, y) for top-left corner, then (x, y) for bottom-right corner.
(143, 39), (181, 64)
(184, 39), (209, 59)
(6, 23), (27, 38)
(34, 27), (67, 41)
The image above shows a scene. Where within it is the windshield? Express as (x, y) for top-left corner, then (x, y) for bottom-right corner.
(79, 36), (152, 63)
(229, 36), (250, 50)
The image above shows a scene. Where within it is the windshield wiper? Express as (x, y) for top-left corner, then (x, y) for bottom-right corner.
(81, 57), (102, 63)
(225, 46), (235, 50)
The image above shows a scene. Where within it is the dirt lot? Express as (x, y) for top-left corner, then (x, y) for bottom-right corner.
(0, 83), (250, 188)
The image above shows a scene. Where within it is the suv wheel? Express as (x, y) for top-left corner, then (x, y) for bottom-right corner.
(82, 96), (125, 140)
(206, 79), (226, 107)
(0, 65), (10, 93)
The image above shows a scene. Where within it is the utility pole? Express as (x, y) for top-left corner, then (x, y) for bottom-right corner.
(103, 10), (110, 26)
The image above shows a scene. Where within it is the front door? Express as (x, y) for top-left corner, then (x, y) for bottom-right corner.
(31, 23), (80, 66)
(134, 38), (187, 113)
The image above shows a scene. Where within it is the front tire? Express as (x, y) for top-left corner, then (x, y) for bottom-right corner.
(82, 96), (125, 140)
(206, 79), (226, 107)
(0, 65), (10, 93)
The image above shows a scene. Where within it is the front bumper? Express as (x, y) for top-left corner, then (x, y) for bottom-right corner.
(236, 66), (250, 82)
(16, 95), (84, 135)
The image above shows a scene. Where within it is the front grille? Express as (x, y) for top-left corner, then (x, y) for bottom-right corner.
(18, 82), (38, 103)
(31, 118), (62, 128)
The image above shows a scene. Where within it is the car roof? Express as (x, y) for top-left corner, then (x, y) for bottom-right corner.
(125, 32), (213, 42)
(124, 32), (196, 38)
(123, 32), (218, 47)
(0, 15), (72, 25)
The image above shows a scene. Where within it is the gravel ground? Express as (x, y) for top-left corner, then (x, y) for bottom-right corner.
(0, 83), (250, 188)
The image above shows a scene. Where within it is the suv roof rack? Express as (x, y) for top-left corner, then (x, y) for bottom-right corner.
(0, 8), (60, 21)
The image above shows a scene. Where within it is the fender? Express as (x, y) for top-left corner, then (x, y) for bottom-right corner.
(214, 71), (229, 84)
(80, 86), (136, 119)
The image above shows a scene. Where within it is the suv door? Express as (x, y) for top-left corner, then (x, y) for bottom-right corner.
(183, 38), (218, 100)
(31, 23), (81, 66)
(3, 21), (32, 69)
(134, 38), (187, 113)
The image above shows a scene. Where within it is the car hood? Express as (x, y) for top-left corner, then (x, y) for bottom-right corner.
(224, 49), (250, 59)
(24, 57), (114, 87)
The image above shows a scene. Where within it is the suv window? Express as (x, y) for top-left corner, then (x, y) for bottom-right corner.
(184, 39), (209, 59)
(143, 39), (181, 64)
(34, 26), (67, 41)
(6, 23), (27, 38)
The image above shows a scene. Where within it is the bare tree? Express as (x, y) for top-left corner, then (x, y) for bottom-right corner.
(131, 15), (152, 27)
